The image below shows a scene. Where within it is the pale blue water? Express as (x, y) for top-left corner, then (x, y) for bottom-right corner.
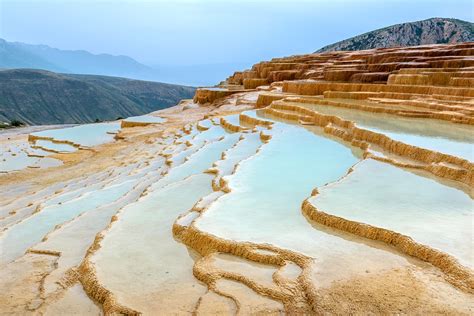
(222, 114), (241, 127)
(124, 115), (166, 124)
(193, 125), (227, 141)
(0, 150), (38, 172)
(153, 133), (240, 190)
(310, 159), (474, 268)
(0, 179), (138, 264)
(368, 128), (474, 162)
(197, 119), (213, 129)
(296, 102), (474, 161)
(195, 121), (360, 256)
(214, 132), (262, 178)
(92, 174), (213, 314)
(31, 122), (121, 148)
(240, 110), (275, 122)
(0, 142), (61, 172)
(178, 125), (199, 143)
(26, 147), (51, 157)
(33, 140), (77, 153)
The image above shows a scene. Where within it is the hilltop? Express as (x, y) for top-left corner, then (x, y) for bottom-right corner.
(0, 69), (195, 125)
(317, 18), (473, 52)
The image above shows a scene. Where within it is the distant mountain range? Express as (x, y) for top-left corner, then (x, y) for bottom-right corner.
(0, 69), (195, 125)
(0, 38), (158, 80)
(0, 38), (245, 86)
(1, 17), (472, 126)
(317, 18), (473, 52)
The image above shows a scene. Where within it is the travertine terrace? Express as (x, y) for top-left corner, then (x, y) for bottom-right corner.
(1, 43), (473, 315)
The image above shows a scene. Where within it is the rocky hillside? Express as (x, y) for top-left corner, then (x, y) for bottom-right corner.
(317, 18), (473, 52)
(0, 69), (195, 125)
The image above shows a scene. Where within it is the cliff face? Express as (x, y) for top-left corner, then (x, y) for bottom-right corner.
(0, 69), (195, 125)
(317, 18), (473, 52)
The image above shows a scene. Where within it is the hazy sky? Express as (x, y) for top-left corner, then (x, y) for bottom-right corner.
(1, 0), (472, 66)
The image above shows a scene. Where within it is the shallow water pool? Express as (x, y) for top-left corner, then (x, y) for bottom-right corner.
(31, 122), (120, 148)
(309, 158), (473, 268)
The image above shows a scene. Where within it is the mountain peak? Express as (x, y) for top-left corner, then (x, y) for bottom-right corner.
(316, 17), (473, 52)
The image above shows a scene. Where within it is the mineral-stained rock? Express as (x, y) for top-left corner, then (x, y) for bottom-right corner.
(193, 87), (247, 104)
(1, 42), (473, 315)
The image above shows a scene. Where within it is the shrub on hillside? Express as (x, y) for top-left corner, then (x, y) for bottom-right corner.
(10, 119), (24, 127)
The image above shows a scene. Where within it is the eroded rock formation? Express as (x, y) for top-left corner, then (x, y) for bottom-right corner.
(1, 42), (473, 314)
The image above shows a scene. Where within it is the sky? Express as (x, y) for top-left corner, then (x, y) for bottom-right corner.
(0, 0), (472, 67)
